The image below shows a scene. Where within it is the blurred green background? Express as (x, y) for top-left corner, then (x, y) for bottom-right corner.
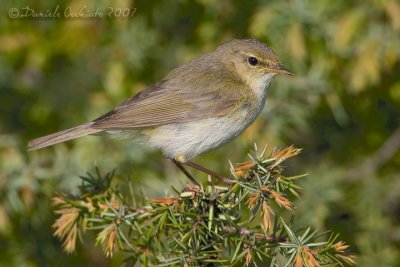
(0, 0), (399, 266)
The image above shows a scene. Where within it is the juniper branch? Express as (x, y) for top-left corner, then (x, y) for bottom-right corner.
(52, 145), (355, 266)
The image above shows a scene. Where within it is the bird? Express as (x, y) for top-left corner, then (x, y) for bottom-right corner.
(28, 39), (293, 184)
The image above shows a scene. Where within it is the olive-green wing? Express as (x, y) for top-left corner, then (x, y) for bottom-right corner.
(91, 80), (240, 129)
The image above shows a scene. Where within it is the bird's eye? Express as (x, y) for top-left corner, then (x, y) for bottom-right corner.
(248, 56), (258, 66)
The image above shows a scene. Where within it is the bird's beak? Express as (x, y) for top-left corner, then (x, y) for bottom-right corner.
(263, 65), (294, 76)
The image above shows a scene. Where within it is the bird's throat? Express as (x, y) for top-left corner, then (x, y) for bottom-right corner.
(249, 73), (276, 101)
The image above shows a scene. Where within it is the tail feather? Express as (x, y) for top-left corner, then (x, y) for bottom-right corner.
(28, 123), (103, 151)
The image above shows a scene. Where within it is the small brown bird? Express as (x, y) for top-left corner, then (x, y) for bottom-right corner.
(29, 39), (293, 184)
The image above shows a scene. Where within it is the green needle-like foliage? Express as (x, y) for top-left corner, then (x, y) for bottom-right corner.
(52, 145), (355, 266)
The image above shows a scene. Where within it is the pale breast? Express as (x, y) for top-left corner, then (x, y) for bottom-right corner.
(145, 99), (266, 162)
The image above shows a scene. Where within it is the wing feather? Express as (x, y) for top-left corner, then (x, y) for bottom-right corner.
(91, 63), (244, 130)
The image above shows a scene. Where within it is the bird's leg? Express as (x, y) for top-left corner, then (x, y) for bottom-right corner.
(171, 159), (201, 186)
(183, 161), (234, 184)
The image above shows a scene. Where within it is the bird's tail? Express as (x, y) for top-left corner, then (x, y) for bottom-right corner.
(28, 123), (103, 151)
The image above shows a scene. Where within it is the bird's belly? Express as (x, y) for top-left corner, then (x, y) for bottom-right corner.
(145, 108), (260, 162)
